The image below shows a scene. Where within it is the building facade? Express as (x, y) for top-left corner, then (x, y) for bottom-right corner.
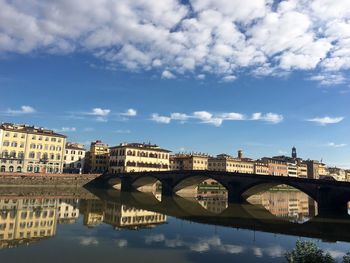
(109, 143), (170, 173)
(261, 157), (288, 176)
(328, 167), (347, 181)
(63, 143), (86, 174)
(208, 154), (255, 173)
(170, 153), (208, 170)
(88, 140), (110, 173)
(0, 123), (66, 174)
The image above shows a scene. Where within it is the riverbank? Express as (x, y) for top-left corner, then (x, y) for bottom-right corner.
(0, 172), (101, 187)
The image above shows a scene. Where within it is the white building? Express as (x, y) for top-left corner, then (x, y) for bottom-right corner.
(63, 143), (86, 174)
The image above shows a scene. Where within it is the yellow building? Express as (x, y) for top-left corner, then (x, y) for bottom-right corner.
(63, 142), (86, 174)
(297, 162), (308, 178)
(328, 167), (347, 181)
(0, 197), (58, 248)
(208, 154), (255, 173)
(80, 199), (105, 227)
(254, 161), (269, 175)
(170, 153), (208, 170)
(0, 123), (66, 174)
(109, 143), (170, 173)
(88, 140), (110, 173)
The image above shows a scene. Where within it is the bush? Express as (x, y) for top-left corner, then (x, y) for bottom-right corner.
(285, 240), (335, 263)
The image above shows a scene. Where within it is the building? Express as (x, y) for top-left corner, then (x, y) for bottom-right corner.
(261, 157), (288, 176)
(63, 143), (86, 174)
(304, 160), (328, 179)
(297, 162), (308, 178)
(208, 154), (255, 173)
(88, 140), (110, 173)
(170, 153), (208, 170)
(109, 143), (170, 173)
(0, 123), (66, 174)
(328, 167), (347, 181)
(80, 199), (105, 227)
(254, 161), (269, 175)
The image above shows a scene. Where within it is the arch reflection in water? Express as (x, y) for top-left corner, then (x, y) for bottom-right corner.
(246, 184), (318, 223)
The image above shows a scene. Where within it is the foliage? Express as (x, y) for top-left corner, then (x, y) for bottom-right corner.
(285, 240), (335, 263)
(343, 252), (350, 263)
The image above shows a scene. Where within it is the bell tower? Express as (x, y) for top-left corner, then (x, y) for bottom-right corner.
(292, 146), (297, 159)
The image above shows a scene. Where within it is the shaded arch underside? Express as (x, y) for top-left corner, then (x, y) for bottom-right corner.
(173, 175), (228, 193)
(241, 182), (317, 202)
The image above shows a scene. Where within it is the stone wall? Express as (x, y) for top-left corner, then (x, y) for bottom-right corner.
(0, 172), (101, 187)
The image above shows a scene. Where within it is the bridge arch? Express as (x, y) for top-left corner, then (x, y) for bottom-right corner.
(172, 174), (229, 197)
(131, 175), (162, 194)
(240, 181), (318, 202)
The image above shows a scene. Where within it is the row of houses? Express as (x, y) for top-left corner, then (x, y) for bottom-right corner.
(1, 122), (349, 181)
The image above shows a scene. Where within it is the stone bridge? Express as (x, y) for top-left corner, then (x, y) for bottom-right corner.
(88, 170), (350, 217)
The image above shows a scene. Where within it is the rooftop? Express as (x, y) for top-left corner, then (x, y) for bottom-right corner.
(0, 122), (66, 138)
(110, 142), (171, 152)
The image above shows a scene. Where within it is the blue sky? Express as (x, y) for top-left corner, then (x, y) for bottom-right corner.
(0, 0), (350, 167)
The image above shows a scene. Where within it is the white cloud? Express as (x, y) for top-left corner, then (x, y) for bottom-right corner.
(161, 70), (176, 79)
(251, 112), (284, 123)
(308, 74), (346, 86)
(221, 75), (236, 82)
(121, 108), (137, 117)
(1, 1), (350, 84)
(150, 110), (283, 126)
(150, 113), (171, 124)
(55, 127), (76, 132)
(170, 112), (190, 122)
(307, 116), (344, 125)
(113, 129), (131, 134)
(6, 105), (36, 115)
(327, 142), (347, 148)
(89, 108), (110, 116)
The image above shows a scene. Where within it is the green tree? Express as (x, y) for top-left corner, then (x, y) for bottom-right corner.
(343, 252), (350, 263)
(285, 240), (335, 263)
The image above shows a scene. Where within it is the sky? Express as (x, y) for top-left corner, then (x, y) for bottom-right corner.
(0, 0), (350, 168)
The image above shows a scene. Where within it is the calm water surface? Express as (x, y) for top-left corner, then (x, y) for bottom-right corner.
(0, 186), (350, 263)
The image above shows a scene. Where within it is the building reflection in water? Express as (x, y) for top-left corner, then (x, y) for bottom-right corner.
(0, 198), (58, 248)
(197, 190), (228, 214)
(80, 199), (167, 230)
(247, 185), (317, 223)
(0, 197), (84, 248)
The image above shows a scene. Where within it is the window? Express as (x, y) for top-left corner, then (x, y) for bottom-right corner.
(51, 138), (56, 142)
(29, 152), (35, 158)
(21, 134), (25, 139)
(32, 135), (36, 140)
(27, 166), (33, 172)
(16, 166), (21, 173)
(5, 132), (9, 137)
(3, 141), (9, 146)
(38, 136), (42, 140)
(30, 143), (36, 149)
(0, 166), (5, 172)
(13, 133), (17, 138)
(9, 166), (14, 172)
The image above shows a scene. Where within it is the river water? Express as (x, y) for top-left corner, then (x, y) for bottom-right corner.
(0, 186), (349, 262)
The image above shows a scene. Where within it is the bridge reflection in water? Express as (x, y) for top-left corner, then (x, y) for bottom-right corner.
(1, 185), (350, 250)
(86, 185), (350, 243)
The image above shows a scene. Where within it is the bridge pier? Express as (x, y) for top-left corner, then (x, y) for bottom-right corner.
(317, 188), (349, 218)
(120, 177), (133, 192)
(227, 187), (244, 204)
(161, 179), (174, 197)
